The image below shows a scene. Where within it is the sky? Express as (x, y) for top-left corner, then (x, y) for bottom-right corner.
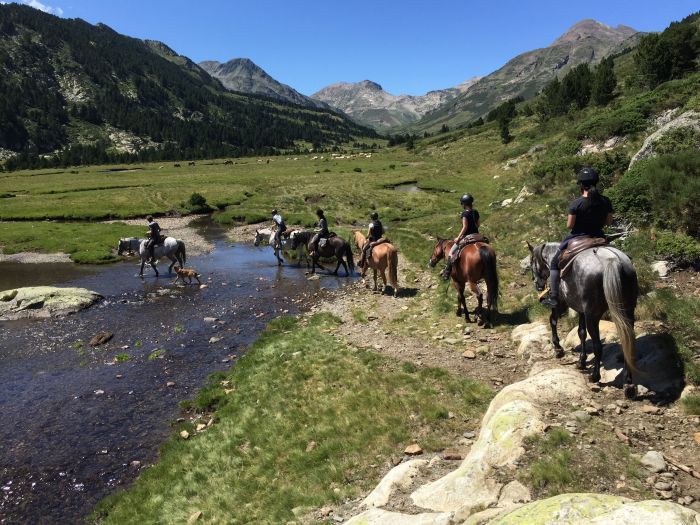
(6, 0), (699, 96)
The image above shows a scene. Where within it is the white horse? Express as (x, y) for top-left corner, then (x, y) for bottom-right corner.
(253, 228), (309, 267)
(117, 237), (186, 277)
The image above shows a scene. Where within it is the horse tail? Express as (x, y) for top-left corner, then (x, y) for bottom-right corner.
(478, 245), (499, 313)
(388, 247), (399, 291)
(603, 258), (637, 375)
(178, 240), (187, 266)
(344, 243), (355, 274)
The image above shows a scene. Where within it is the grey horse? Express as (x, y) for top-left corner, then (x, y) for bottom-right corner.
(528, 241), (639, 398)
(117, 237), (186, 277)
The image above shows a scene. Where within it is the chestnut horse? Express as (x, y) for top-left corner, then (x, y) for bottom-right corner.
(429, 239), (499, 327)
(352, 231), (400, 296)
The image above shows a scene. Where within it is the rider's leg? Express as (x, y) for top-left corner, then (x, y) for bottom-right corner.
(359, 241), (370, 267)
(310, 233), (320, 256)
(541, 250), (561, 308)
(441, 243), (458, 280)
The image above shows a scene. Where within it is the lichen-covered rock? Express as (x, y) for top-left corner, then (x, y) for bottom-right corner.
(344, 508), (453, 525)
(409, 368), (588, 516)
(361, 459), (429, 508)
(0, 286), (101, 320)
(629, 110), (700, 168)
(484, 493), (700, 524)
(511, 322), (551, 359)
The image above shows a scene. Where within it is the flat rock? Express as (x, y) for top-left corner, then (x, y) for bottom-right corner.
(641, 451), (666, 473)
(511, 322), (551, 359)
(442, 448), (463, 461)
(345, 508), (452, 525)
(497, 480), (531, 507)
(0, 286), (102, 320)
(463, 350), (477, 359)
(89, 331), (114, 347)
(563, 320), (618, 351)
(651, 261), (671, 278)
(361, 459), (429, 508)
(405, 444), (423, 456)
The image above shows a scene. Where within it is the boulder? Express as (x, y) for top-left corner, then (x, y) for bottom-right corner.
(629, 110), (700, 168)
(641, 451), (666, 474)
(651, 261), (670, 278)
(511, 322), (551, 359)
(361, 459), (429, 508)
(0, 286), (102, 320)
(410, 367), (588, 516)
(497, 481), (531, 507)
(513, 186), (533, 205)
(563, 320), (618, 351)
(344, 508), (453, 525)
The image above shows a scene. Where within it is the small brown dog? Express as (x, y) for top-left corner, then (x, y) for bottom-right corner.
(173, 265), (202, 285)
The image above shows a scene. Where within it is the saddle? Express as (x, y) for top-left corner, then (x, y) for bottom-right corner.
(449, 233), (489, 263)
(559, 236), (608, 275)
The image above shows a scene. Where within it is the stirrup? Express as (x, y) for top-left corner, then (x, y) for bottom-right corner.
(540, 296), (558, 308)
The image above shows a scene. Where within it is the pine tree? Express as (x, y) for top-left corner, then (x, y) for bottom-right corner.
(591, 57), (616, 106)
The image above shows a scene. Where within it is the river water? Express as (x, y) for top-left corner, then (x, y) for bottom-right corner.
(0, 221), (349, 524)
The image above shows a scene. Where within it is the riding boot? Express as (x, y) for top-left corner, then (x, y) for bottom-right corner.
(540, 269), (560, 308)
(440, 261), (452, 280)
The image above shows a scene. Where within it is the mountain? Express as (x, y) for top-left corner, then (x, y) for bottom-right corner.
(311, 78), (480, 130)
(0, 4), (375, 169)
(413, 19), (642, 131)
(199, 58), (329, 110)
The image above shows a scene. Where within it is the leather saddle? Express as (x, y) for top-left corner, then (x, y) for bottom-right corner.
(559, 236), (608, 274)
(450, 233), (488, 263)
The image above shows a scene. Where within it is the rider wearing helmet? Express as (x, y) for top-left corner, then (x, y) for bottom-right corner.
(441, 194), (480, 280)
(540, 167), (613, 308)
(359, 211), (385, 268)
(310, 208), (329, 256)
(145, 215), (162, 265)
(271, 208), (286, 249)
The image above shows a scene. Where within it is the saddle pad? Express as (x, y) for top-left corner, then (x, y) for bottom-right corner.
(558, 237), (607, 271)
(450, 234), (489, 263)
(319, 238), (328, 249)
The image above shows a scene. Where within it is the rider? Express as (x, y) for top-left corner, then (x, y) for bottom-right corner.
(540, 167), (613, 309)
(441, 194), (479, 280)
(310, 208), (329, 256)
(271, 208), (286, 249)
(145, 215), (162, 265)
(359, 211), (384, 268)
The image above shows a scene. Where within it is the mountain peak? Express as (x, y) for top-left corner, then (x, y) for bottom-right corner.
(359, 80), (383, 91)
(552, 19), (637, 46)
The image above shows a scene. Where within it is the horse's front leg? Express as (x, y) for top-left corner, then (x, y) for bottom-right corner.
(167, 255), (176, 275)
(372, 268), (378, 291)
(549, 309), (564, 358)
(577, 313), (587, 370)
(139, 260), (145, 278)
(587, 321), (602, 383)
(333, 257), (341, 275)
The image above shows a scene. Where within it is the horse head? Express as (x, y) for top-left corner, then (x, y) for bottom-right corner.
(117, 238), (128, 256)
(253, 230), (263, 247)
(527, 241), (548, 292)
(428, 238), (448, 268)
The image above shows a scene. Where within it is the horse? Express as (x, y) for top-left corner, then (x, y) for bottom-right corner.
(117, 237), (186, 277)
(352, 231), (399, 296)
(429, 239), (499, 327)
(253, 227), (309, 267)
(291, 230), (355, 276)
(527, 241), (639, 398)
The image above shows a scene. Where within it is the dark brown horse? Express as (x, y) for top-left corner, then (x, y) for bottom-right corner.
(291, 231), (355, 276)
(429, 239), (499, 327)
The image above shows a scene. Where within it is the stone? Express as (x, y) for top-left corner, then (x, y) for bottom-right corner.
(563, 320), (618, 351)
(444, 338), (461, 345)
(203, 317), (218, 323)
(511, 322), (551, 359)
(629, 109), (700, 167)
(89, 331), (114, 347)
(641, 451), (666, 473)
(361, 459), (429, 508)
(405, 444), (423, 456)
(196, 423), (206, 432)
(209, 336), (222, 344)
(497, 480), (531, 507)
(442, 448), (463, 461)
(306, 441), (317, 452)
(130, 460), (141, 468)
(519, 256), (531, 272)
(651, 261), (671, 278)
(694, 432), (700, 446)
(572, 410), (592, 422)
(187, 511), (202, 524)
(166, 381), (176, 387)
(180, 430), (190, 440)
(642, 405), (662, 415)
(0, 286), (102, 320)
(345, 508), (452, 525)
(463, 350), (476, 359)
(654, 481), (673, 491)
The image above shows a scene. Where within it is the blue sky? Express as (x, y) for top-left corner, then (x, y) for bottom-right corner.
(8, 0), (699, 95)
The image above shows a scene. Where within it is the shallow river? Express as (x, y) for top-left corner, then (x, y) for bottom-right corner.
(0, 221), (349, 524)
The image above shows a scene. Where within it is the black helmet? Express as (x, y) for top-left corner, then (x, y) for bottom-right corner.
(316, 208), (324, 217)
(146, 215), (153, 221)
(370, 211), (379, 220)
(460, 194), (474, 206)
(271, 209), (278, 215)
(577, 167), (599, 185)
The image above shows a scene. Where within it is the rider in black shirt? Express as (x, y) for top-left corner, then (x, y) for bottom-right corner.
(145, 215), (161, 264)
(441, 194), (480, 280)
(310, 209), (329, 255)
(541, 167), (613, 308)
(359, 211), (384, 268)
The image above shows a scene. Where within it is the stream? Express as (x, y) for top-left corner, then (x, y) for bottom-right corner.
(0, 220), (350, 524)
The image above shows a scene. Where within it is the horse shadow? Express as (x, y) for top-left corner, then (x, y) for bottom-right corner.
(586, 333), (685, 399)
(396, 287), (419, 298)
(496, 307), (530, 327)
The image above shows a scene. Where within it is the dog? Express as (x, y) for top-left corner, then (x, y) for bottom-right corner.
(173, 265), (202, 285)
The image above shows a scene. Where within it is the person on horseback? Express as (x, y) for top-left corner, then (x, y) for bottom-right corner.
(540, 167), (613, 309)
(441, 194), (480, 280)
(310, 208), (329, 256)
(145, 215), (162, 265)
(271, 208), (286, 249)
(359, 211), (385, 268)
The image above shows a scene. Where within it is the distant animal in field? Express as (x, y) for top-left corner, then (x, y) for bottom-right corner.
(173, 265), (202, 285)
(174, 163), (181, 167)
(352, 230), (399, 296)
(188, 161), (196, 166)
(224, 160), (233, 165)
(117, 237), (187, 277)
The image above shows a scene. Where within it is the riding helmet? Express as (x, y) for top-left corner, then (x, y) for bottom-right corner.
(316, 208), (324, 217)
(370, 211), (379, 220)
(146, 215), (153, 221)
(271, 209), (278, 215)
(460, 194), (474, 206)
(576, 167), (599, 185)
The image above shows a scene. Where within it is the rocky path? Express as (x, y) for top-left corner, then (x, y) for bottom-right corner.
(299, 256), (700, 524)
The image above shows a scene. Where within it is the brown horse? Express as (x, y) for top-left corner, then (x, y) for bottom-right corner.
(353, 231), (400, 296)
(429, 239), (499, 327)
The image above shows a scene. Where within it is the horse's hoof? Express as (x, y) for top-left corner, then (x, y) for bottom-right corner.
(477, 318), (484, 327)
(555, 347), (565, 359)
(623, 384), (638, 400)
(590, 372), (601, 383)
